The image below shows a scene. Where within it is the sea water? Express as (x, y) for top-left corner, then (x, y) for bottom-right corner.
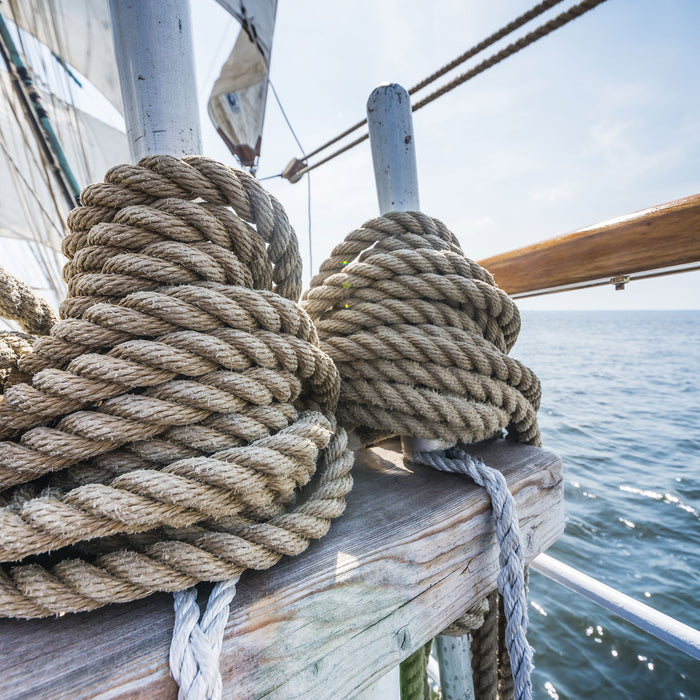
(512, 310), (700, 699)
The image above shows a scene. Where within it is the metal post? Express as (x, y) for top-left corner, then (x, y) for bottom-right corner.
(434, 636), (475, 700)
(366, 83), (447, 455)
(366, 82), (474, 700)
(367, 83), (420, 215)
(108, 0), (201, 162)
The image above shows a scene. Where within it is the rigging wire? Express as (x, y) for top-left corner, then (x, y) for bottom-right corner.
(511, 265), (700, 300)
(302, 0), (567, 163)
(290, 0), (608, 179)
(268, 79), (314, 279)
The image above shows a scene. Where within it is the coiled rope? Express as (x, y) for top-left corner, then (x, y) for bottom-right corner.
(0, 265), (55, 394)
(304, 211), (541, 700)
(0, 264), (58, 336)
(0, 157), (353, 633)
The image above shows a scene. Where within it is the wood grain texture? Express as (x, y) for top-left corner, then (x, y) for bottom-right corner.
(478, 193), (700, 295)
(0, 439), (564, 700)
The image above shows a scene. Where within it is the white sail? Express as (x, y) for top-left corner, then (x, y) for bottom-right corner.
(0, 70), (128, 304)
(209, 0), (277, 168)
(4, 0), (122, 112)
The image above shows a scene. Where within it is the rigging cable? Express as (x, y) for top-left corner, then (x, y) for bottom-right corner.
(268, 78), (314, 280)
(0, 10), (79, 206)
(301, 0), (567, 163)
(288, 0), (608, 180)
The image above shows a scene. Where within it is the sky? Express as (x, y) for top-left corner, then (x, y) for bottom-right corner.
(5, 0), (697, 310)
(186, 0), (700, 310)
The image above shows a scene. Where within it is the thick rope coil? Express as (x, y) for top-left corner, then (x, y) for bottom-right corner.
(305, 212), (539, 700)
(304, 212), (540, 447)
(0, 156), (353, 619)
(0, 264), (58, 336)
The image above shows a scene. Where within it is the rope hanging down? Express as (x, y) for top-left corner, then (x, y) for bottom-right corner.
(285, 0), (608, 181)
(304, 211), (542, 700)
(0, 155), (353, 619)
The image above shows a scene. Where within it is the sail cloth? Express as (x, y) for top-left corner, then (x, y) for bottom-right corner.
(209, 0), (277, 168)
(0, 70), (128, 303)
(5, 0), (122, 113)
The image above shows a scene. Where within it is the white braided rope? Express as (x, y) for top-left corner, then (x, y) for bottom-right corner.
(169, 577), (240, 700)
(412, 446), (533, 700)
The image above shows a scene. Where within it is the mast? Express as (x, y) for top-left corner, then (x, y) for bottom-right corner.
(0, 11), (80, 208)
(108, 0), (201, 161)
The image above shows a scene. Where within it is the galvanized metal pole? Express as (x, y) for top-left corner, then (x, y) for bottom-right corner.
(367, 82), (474, 700)
(108, 0), (201, 162)
(367, 82), (420, 215)
(366, 82), (446, 456)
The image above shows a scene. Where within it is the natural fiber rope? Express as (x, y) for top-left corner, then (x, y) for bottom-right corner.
(303, 211), (540, 446)
(0, 155), (353, 618)
(305, 212), (539, 700)
(0, 331), (33, 392)
(443, 596), (490, 637)
(470, 591), (500, 700)
(0, 264), (58, 335)
(400, 640), (432, 700)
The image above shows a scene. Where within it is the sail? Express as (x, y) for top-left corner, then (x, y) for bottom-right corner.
(0, 70), (128, 304)
(209, 0), (277, 168)
(4, 0), (122, 112)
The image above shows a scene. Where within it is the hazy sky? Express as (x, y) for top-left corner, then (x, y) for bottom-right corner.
(190, 0), (700, 309)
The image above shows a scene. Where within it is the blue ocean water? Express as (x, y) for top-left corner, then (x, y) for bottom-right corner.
(511, 310), (700, 700)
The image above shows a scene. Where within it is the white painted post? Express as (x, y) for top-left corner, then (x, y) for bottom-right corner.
(108, 0), (201, 162)
(366, 83), (474, 700)
(434, 636), (476, 700)
(366, 82), (447, 456)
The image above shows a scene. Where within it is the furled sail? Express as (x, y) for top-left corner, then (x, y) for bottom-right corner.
(209, 0), (277, 168)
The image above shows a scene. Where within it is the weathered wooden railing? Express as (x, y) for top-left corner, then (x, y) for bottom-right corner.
(0, 439), (563, 699)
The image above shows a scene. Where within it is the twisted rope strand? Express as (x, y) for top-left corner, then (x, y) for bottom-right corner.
(414, 449), (533, 700)
(0, 265), (58, 336)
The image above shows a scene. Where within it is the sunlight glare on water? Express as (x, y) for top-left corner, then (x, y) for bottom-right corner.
(513, 311), (700, 700)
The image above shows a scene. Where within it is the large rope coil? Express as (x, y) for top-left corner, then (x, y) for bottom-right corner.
(303, 211), (541, 447)
(0, 156), (353, 618)
(305, 211), (540, 700)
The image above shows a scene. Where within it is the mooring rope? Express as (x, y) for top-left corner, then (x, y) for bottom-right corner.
(304, 211), (540, 700)
(0, 156), (353, 623)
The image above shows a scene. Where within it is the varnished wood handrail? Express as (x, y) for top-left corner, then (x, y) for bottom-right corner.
(479, 193), (700, 296)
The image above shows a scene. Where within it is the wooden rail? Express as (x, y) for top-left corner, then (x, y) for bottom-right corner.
(479, 193), (700, 295)
(0, 439), (563, 699)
